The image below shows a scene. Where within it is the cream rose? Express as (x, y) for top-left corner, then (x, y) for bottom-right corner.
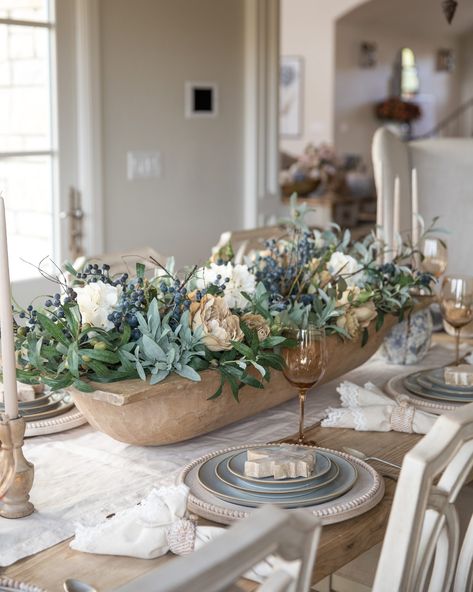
(74, 281), (122, 331)
(336, 301), (377, 338)
(241, 313), (270, 342)
(190, 294), (244, 351)
(353, 301), (377, 328)
(336, 310), (360, 338)
(337, 286), (361, 306)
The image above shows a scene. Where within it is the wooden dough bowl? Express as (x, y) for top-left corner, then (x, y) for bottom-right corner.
(70, 316), (398, 446)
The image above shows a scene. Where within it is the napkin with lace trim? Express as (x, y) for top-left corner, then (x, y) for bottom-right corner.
(321, 381), (437, 434)
(70, 484), (223, 559)
(70, 483), (300, 583)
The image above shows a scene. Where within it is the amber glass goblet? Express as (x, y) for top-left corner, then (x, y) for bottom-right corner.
(440, 276), (473, 365)
(280, 326), (327, 446)
(420, 237), (448, 279)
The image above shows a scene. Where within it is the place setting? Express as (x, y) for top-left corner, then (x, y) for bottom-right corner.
(386, 275), (473, 414)
(179, 322), (384, 526)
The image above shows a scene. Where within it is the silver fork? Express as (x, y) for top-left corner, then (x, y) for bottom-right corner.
(343, 446), (402, 470)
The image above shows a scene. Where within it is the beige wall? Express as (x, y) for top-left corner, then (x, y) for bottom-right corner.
(459, 29), (473, 104)
(280, 0), (369, 156)
(334, 22), (461, 169)
(99, 0), (245, 267)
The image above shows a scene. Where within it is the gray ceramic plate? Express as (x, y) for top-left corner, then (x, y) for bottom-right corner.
(17, 392), (50, 409)
(1, 391), (67, 417)
(415, 377), (473, 398)
(198, 450), (357, 508)
(0, 390), (70, 416)
(215, 454), (339, 495)
(0, 391), (51, 410)
(422, 368), (473, 393)
(404, 376), (473, 403)
(21, 393), (74, 422)
(227, 447), (331, 485)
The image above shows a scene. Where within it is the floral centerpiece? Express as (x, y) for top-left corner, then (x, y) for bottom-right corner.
(279, 143), (348, 197)
(13, 198), (434, 401)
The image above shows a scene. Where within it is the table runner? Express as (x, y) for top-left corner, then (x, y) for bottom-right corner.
(0, 343), (458, 567)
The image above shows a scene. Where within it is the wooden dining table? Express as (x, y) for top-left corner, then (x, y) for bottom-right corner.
(2, 423), (420, 591)
(3, 333), (467, 591)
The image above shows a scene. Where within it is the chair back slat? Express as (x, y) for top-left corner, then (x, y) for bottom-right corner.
(373, 401), (473, 592)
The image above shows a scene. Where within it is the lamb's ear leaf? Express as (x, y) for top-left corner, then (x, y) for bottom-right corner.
(175, 365), (201, 382)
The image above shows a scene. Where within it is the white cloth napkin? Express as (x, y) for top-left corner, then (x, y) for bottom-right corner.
(321, 381), (437, 434)
(70, 484), (224, 559)
(70, 483), (300, 584)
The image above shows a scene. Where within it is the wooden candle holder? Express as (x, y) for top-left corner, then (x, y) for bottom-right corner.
(0, 416), (34, 518)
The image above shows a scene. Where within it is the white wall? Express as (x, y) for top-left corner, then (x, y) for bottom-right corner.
(280, 0), (369, 156)
(99, 0), (245, 267)
(334, 21), (461, 169)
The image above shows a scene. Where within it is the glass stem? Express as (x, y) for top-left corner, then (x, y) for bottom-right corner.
(456, 328), (461, 365)
(298, 388), (307, 444)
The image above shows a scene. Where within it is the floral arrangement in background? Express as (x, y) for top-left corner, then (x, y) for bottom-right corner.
(13, 197), (435, 400)
(375, 97), (422, 124)
(279, 143), (348, 197)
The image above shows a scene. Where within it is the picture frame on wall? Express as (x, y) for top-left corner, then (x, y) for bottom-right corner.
(280, 56), (303, 137)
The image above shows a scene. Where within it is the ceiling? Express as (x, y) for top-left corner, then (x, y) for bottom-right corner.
(338, 0), (473, 37)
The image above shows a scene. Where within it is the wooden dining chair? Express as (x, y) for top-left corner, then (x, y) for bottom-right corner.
(112, 505), (322, 592)
(371, 401), (473, 592)
(329, 402), (473, 592)
(212, 226), (286, 264)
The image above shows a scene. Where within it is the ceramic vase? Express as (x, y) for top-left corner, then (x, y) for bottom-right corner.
(380, 308), (433, 365)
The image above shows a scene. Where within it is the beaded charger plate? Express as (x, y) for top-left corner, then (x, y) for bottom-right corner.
(385, 373), (461, 415)
(178, 443), (385, 526)
(0, 577), (45, 592)
(24, 406), (87, 437)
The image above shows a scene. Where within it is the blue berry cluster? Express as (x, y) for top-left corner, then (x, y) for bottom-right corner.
(157, 271), (231, 329)
(106, 277), (147, 340)
(76, 263), (111, 283)
(251, 233), (321, 307)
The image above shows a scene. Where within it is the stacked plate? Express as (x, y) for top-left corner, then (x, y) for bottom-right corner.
(403, 368), (473, 404)
(0, 389), (74, 421)
(197, 445), (358, 509)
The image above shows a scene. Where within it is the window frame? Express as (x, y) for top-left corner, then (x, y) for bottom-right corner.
(0, 0), (104, 304)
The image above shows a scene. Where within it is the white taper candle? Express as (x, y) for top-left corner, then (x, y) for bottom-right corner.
(375, 160), (384, 264)
(0, 197), (18, 419)
(411, 168), (419, 245)
(393, 176), (401, 257)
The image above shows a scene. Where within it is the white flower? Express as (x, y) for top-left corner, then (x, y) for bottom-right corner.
(327, 252), (364, 287)
(75, 281), (122, 330)
(195, 262), (256, 310)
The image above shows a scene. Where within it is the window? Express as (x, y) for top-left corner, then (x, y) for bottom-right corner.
(400, 47), (420, 98)
(0, 0), (56, 281)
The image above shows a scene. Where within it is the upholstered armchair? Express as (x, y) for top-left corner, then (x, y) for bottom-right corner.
(372, 128), (473, 277)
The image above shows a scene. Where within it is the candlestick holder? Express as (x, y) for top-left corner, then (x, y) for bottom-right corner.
(0, 416), (34, 518)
